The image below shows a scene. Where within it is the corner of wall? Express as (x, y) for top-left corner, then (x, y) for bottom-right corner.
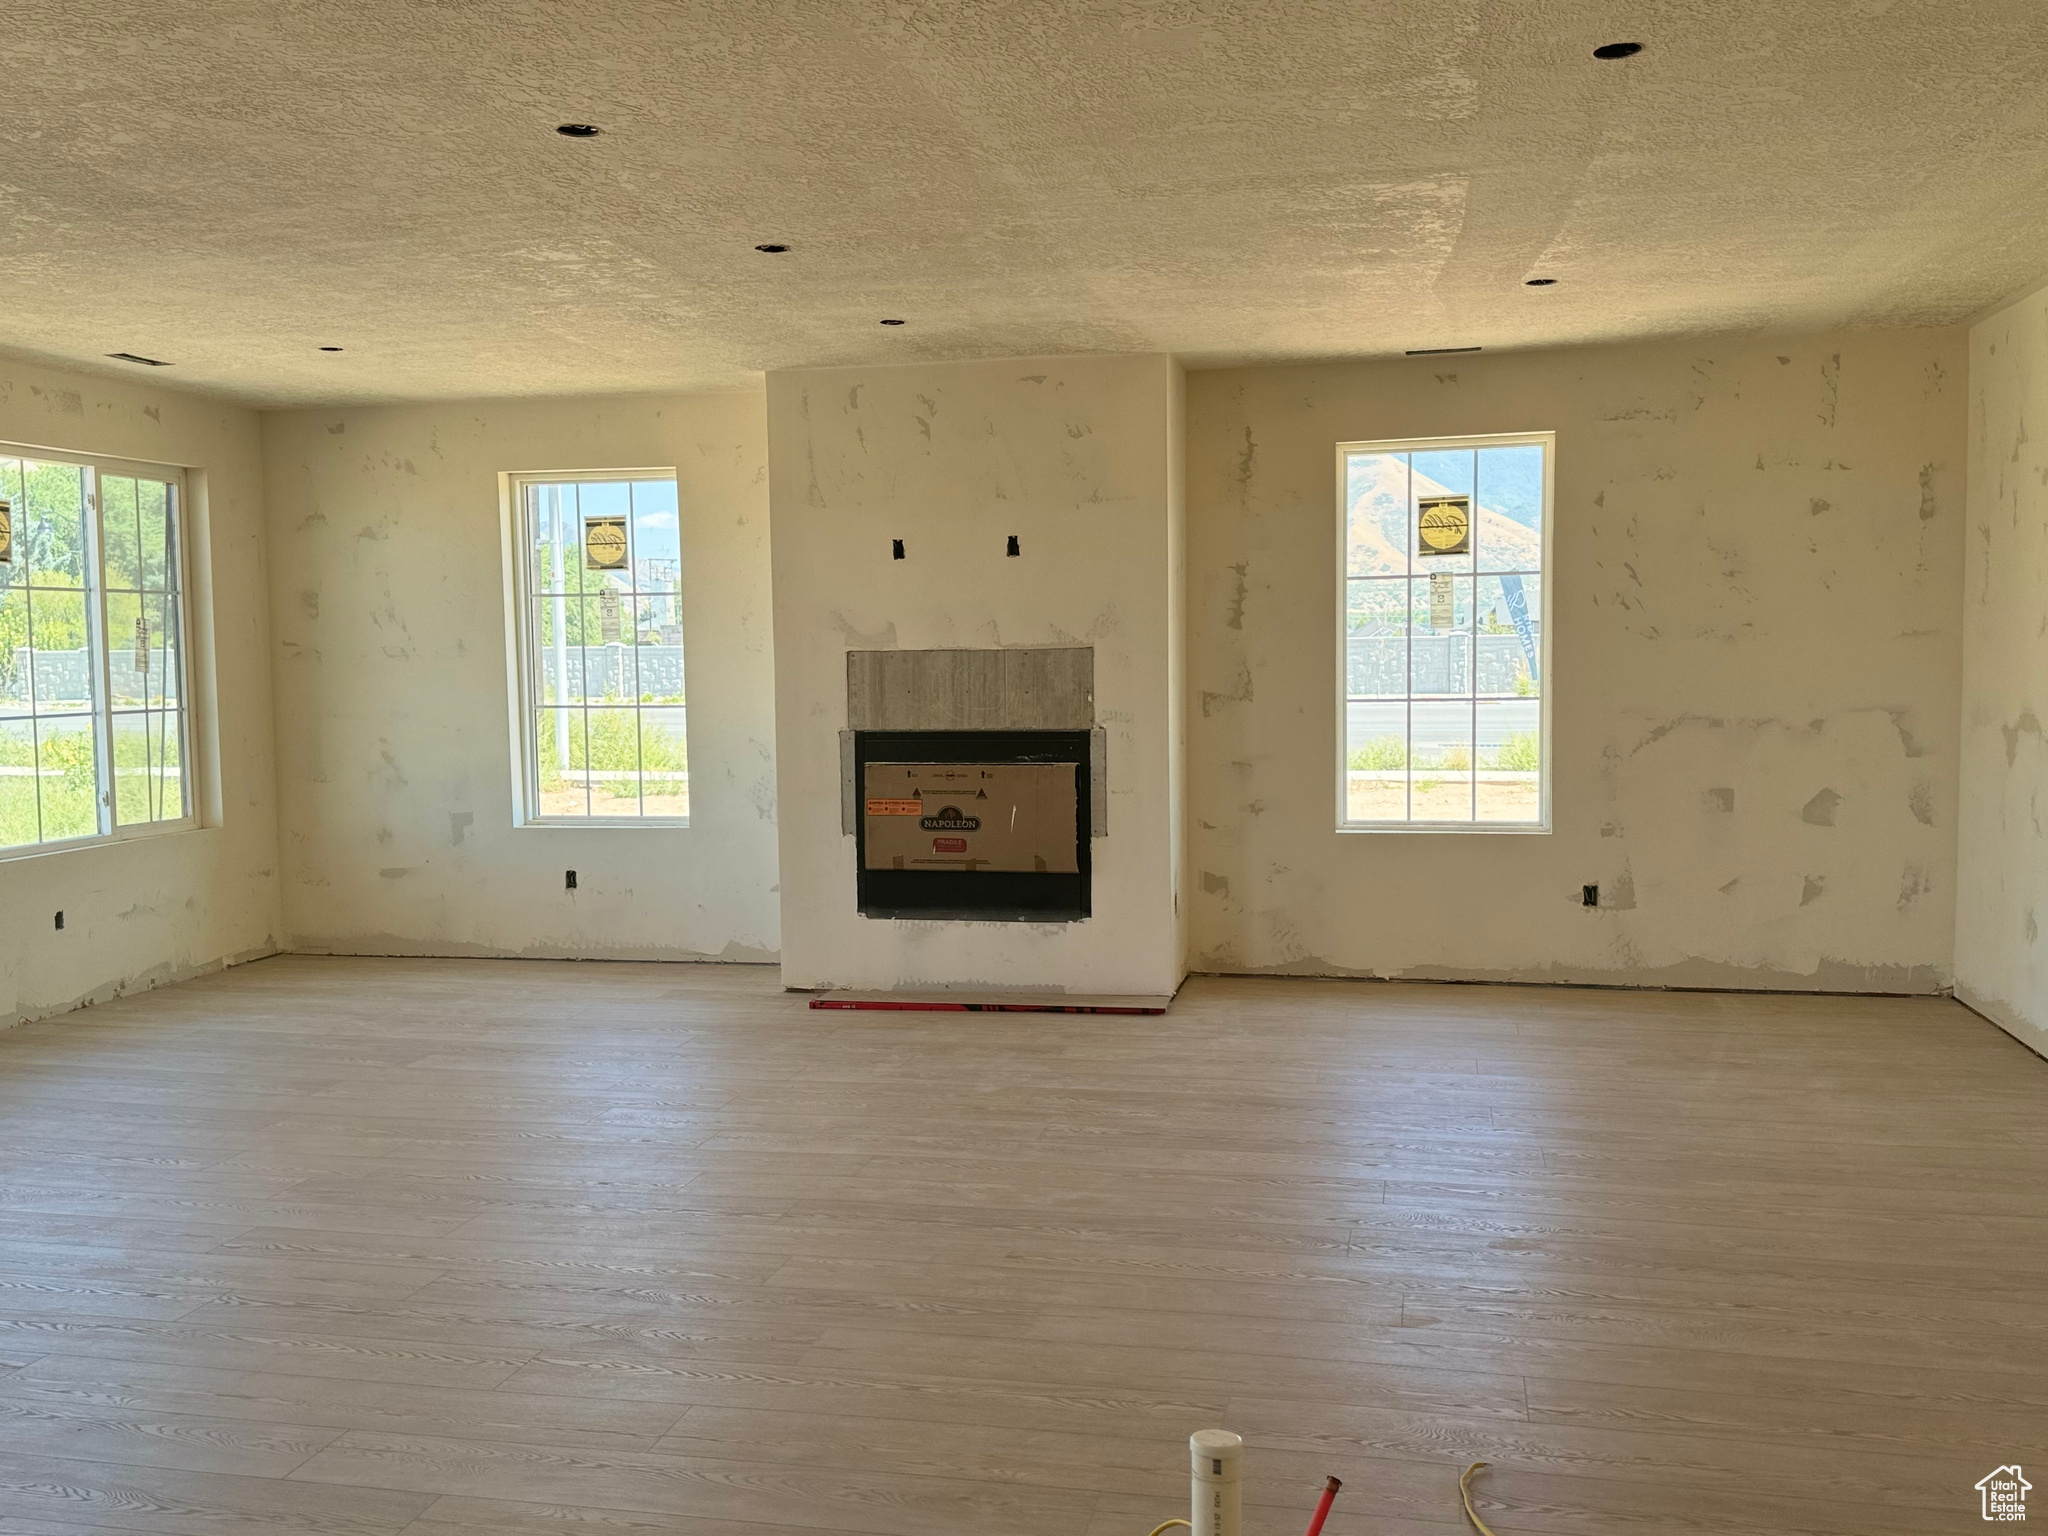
(1954, 281), (2048, 1047)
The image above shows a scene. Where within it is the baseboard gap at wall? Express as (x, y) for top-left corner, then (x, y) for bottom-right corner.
(2, 942), (283, 1033)
(1186, 968), (1951, 1001)
(282, 944), (781, 967)
(1950, 986), (2048, 1062)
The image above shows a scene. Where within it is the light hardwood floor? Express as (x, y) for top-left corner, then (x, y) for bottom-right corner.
(0, 956), (2040, 1535)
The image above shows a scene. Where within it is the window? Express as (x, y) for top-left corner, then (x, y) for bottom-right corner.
(0, 447), (193, 853)
(1337, 433), (1550, 830)
(507, 471), (688, 824)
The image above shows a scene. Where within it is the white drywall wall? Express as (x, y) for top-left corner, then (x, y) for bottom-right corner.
(1957, 285), (2048, 1051)
(0, 355), (280, 1027)
(767, 355), (1183, 996)
(1187, 329), (1967, 990)
(261, 392), (779, 961)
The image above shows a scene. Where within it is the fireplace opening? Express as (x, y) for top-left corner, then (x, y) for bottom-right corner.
(855, 729), (1091, 921)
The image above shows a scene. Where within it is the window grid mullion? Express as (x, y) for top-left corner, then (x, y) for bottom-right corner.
(627, 479), (645, 818)
(566, 483), (585, 818)
(22, 574), (41, 843)
(1469, 448), (1478, 823)
(163, 483), (181, 821)
(85, 464), (117, 836)
(1403, 454), (1413, 824)
(144, 485), (161, 823)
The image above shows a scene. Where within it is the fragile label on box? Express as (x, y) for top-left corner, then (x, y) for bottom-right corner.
(863, 762), (1078, 873)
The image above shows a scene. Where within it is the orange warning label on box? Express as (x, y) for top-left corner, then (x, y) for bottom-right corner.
(865, 799), (924, 816)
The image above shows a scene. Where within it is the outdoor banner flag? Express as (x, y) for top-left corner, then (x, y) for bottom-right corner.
(0, 498), (11, 564)
(584, 515), (627, 570)
(598, 586), (621, 645)
(1417, 494), (1471, 556)
(1500, 572), (1539, 682)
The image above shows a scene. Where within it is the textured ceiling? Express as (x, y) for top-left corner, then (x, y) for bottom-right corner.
(3, 0), (2043, 405)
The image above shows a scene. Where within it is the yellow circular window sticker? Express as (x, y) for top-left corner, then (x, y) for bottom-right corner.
(1417, 494), (1471, 556)
(583, 515), (629, 570)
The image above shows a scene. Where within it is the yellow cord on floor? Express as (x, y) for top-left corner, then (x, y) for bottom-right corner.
(1146, 1523), (1191, 1536)
(1460, 1462), (1499, 1535)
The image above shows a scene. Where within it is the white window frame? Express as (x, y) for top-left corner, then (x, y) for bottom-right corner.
(501, 467), (690, 830)
(0, 441), (198, 863)
(1333, 430), (1553, 835)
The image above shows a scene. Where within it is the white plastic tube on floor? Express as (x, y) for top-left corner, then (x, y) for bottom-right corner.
(1190, 1429), (1242, 1536)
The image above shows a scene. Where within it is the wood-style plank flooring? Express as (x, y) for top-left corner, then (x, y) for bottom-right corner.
(0, 955), (2040, 1535)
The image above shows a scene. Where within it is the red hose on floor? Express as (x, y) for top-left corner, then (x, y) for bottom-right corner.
(1303, 1476), (1342, 1536)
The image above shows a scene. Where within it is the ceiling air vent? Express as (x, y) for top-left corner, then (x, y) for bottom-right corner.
(107, 352), (170, 366)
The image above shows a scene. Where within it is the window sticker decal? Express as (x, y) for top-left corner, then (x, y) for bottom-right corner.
(583, 514), (627, 570)
(1417, 494), (1471, 556)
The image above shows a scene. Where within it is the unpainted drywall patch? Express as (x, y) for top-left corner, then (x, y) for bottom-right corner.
(449, 811), (474, 846)
(1702, 787), (1734, 812)
(1224, 560), (1249, 630)
(2003, 707), (2043, 766)
(1907, 782), (1934, 826)
(1201, 666), (1253, 718)
(1201, 871), (1231, 897)
(1883, 709), (1930, 759)
(1801, 788), (1842, 826)
(1801, 875), (1827, 906)
(1897, 865), (1932, 911)
(832, 614), (898, 650)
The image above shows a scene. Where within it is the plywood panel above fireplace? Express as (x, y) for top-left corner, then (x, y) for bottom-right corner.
(847, 647), (1094, 732)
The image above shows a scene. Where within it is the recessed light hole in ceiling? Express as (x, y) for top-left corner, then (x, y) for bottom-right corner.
(1592, 42), (1642, 59)
(107, 352), (169, 366)
(319, 345), (345, 352)
(555, 123), (602, 137)
(879, 318), (906, 326)
(755, 243), (790, 253)
(1406, 346), (1481, 356)
(1525, 278), (1557, 286)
